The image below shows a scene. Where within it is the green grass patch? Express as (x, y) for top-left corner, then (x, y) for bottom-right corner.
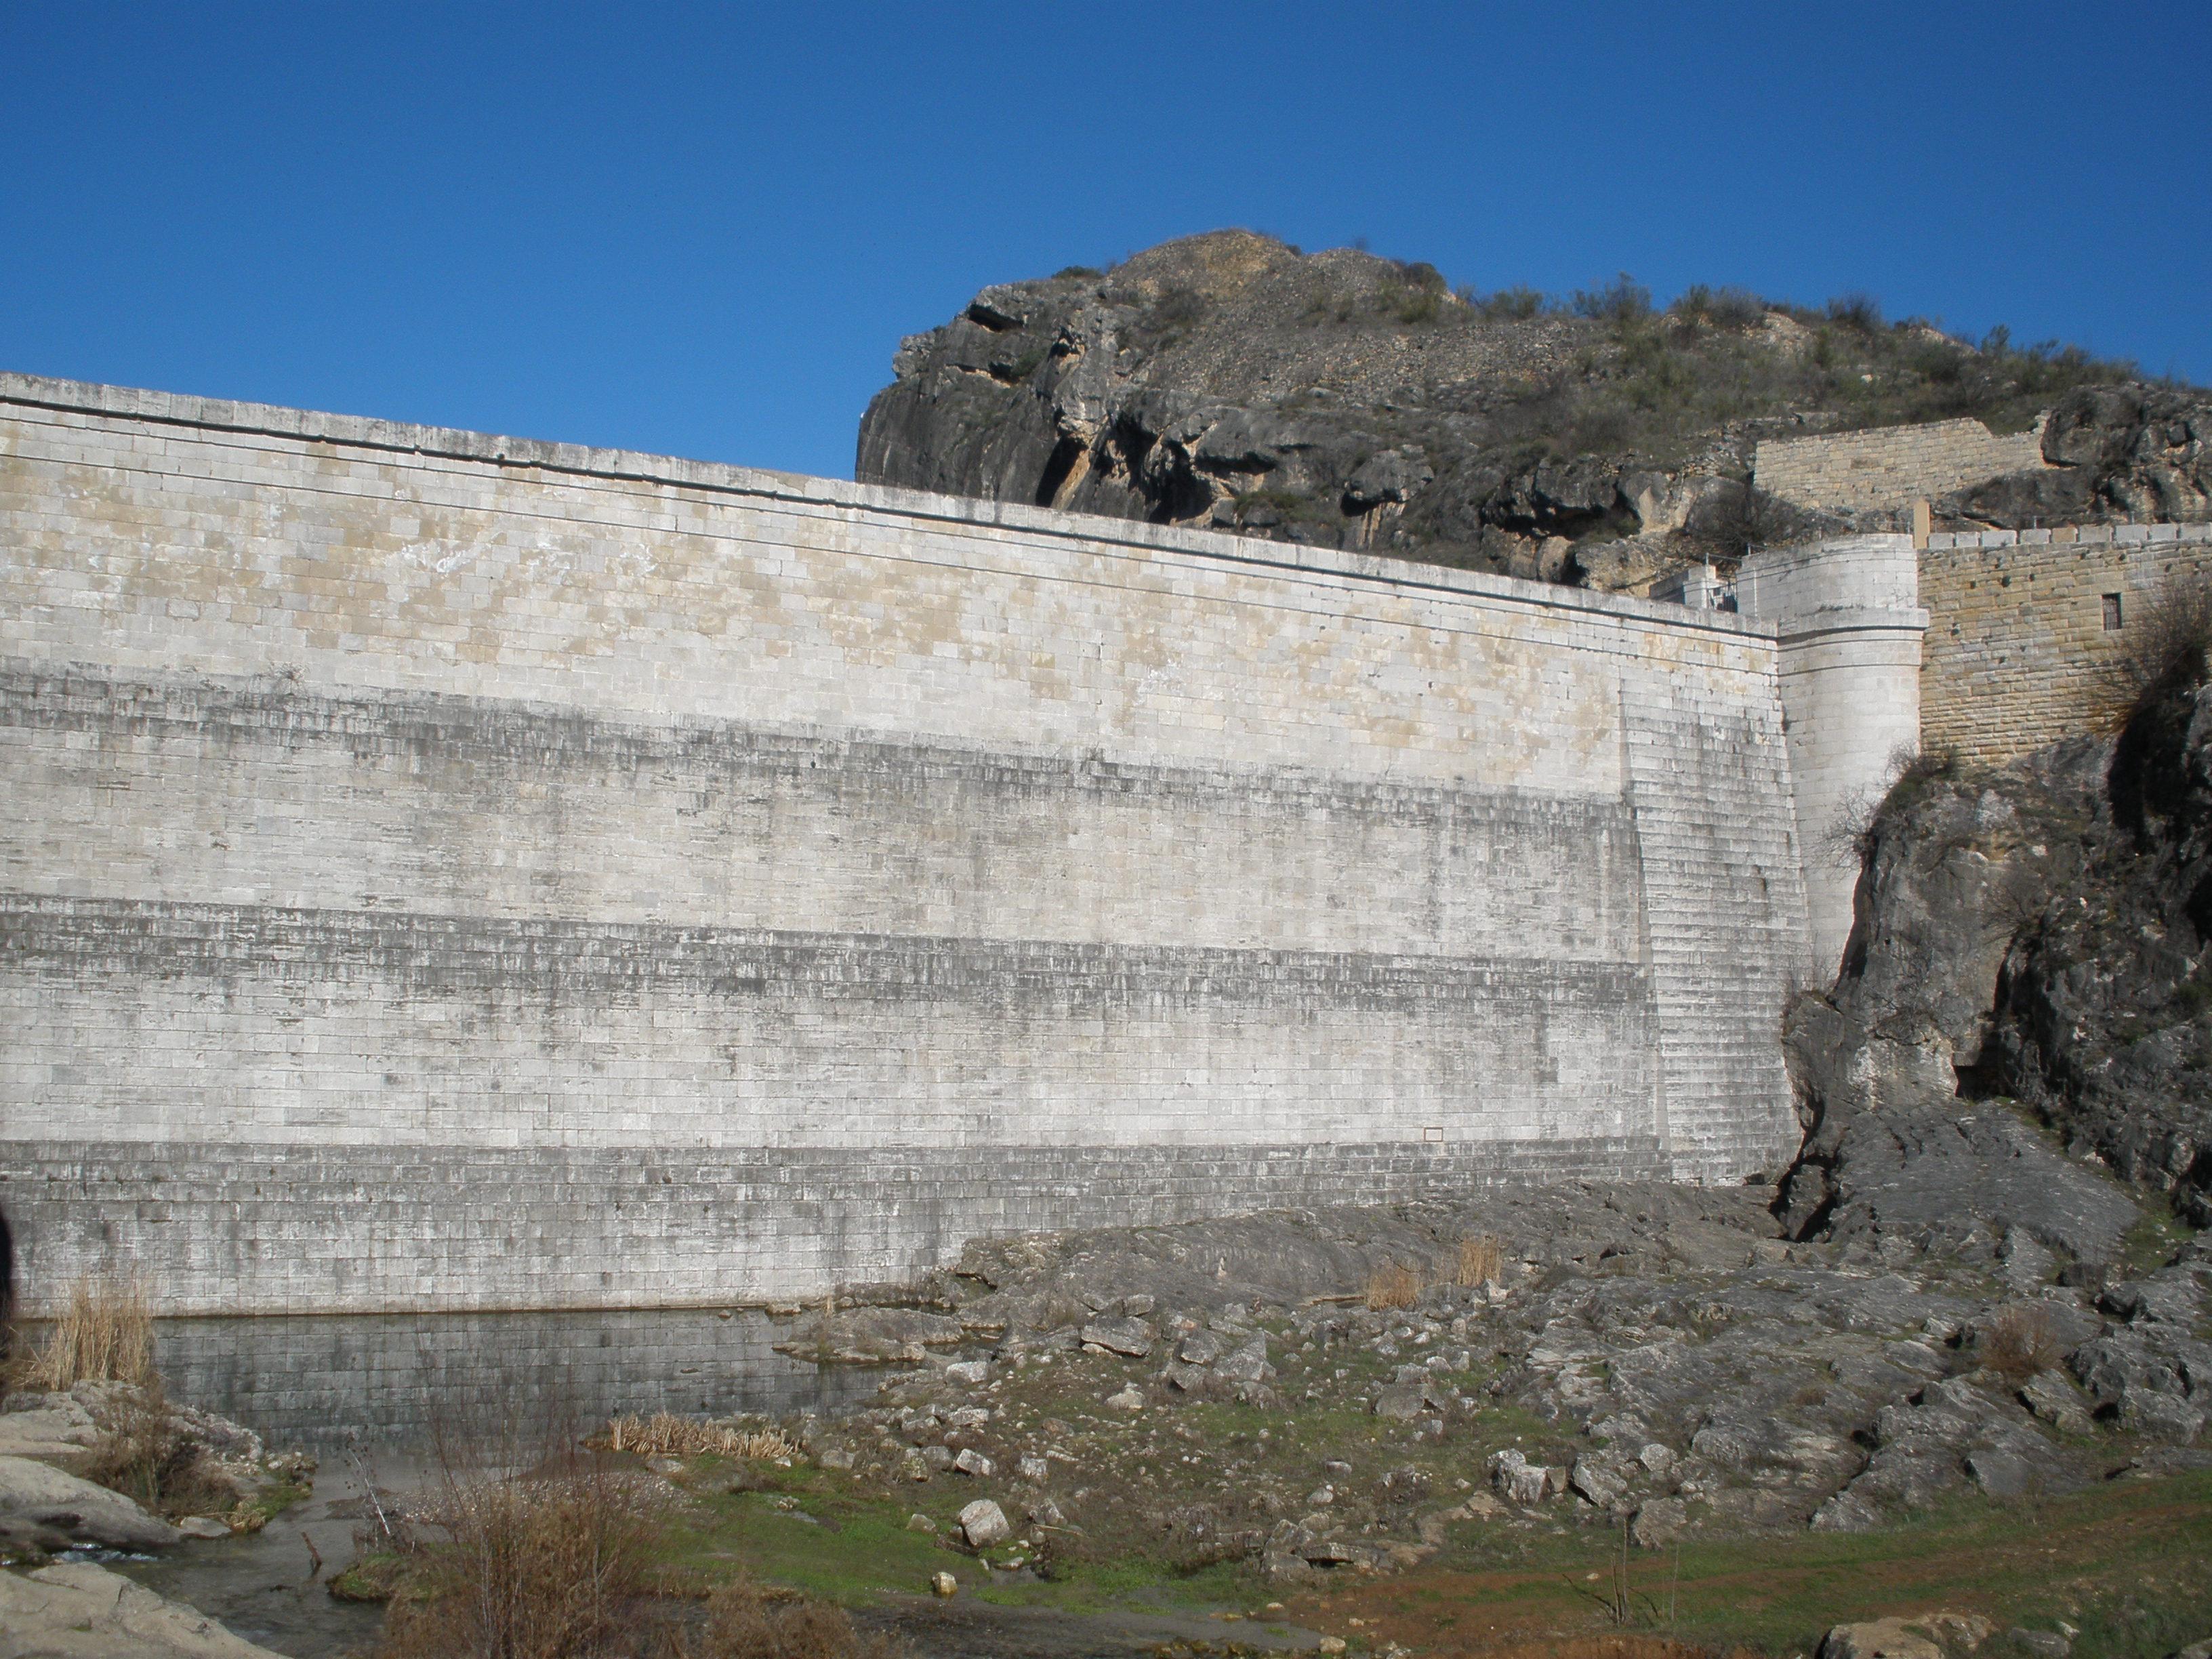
(1376, 1469), (2212, 1659)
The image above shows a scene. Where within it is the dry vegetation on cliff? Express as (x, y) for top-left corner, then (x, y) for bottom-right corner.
(857, 231), (2198, 594)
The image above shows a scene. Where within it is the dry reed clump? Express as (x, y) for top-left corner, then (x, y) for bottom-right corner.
(667, 1580), (902, 1659)
(17, 1273), (153, 1391)
(1981, 1303), (2066, 1381)
(597, 1414), (798, 1462)
(1364, 1263), (1422, 1311)
(376, 1463), (668, 1659)
(1453, 1233), (1504, 1288)
(1365, 1233), (1506, 1309)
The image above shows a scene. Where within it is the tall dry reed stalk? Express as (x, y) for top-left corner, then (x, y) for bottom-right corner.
(1453, 1233), (1504, 1288)
(22, 1272), (153, 1391)
(1364, 1262), (1422, 1311)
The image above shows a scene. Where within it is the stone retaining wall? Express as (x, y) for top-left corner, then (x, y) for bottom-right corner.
(0, 374), (1812, 1314)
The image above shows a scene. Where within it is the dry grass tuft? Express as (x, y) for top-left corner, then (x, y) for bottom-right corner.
(376, 1462), (668, 1659)
(1364, 1262), (1422, 1311)
(1454, 1233), (1504, 1288)
(669, 1579), (903, 1659)
(596, 1414), (798, 1462)
(18, 1273), (153, 1391)
(1981, 1303), (2065, 1381)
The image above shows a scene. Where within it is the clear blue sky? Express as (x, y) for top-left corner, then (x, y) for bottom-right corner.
(4, 2), (2206, 482)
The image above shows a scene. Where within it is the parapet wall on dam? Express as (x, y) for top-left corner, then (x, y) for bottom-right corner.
(0, 373), (1816, 1315)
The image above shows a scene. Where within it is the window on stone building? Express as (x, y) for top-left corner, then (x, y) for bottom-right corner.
(2103, 593), (2123, 631)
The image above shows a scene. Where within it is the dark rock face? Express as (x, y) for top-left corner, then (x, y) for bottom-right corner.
(857, 231), (2189, 590)
(1943, 385), (2212, 529)
(1780, 741), (2139, 1258)
(857, 232), (1826, 590)
(1992, 680), (2212, 1208)
(1786, 670), (2212, 1246)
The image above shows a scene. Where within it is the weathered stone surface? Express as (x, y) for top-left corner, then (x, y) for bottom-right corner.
(956, 1498), (1010, 1548)
(1820, 1618), (1946, 1659)
(0, 1456), (181, 1551)
(1079, 1319), (1155, 1359)
(0, 375), (1809, 1315)
(0, 1562), (287, 1659)
(859, 232), (2146, 593)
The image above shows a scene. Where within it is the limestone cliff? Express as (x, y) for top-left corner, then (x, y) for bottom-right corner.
(858, 230), (2200, 594)
(1784, 670), (2212, 1251)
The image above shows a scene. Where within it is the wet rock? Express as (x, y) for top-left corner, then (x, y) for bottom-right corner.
(956, 1498), (1010, 1548)
(0, 1561), (287, 1658)
(0, 1454), (182, 1551)
(174, 1515), (233, 1540)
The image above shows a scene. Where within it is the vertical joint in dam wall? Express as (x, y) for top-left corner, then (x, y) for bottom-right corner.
(0, 373), (1816, 1314)
(1661, 535), (1931, 979)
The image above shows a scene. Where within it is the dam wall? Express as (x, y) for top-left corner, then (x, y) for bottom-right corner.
(0, 374), (1812, 1314)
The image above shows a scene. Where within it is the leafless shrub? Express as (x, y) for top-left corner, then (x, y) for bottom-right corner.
(75, 1375), (234, 1518)
(2104, 566), (2212, 718)
(375, 1456), (668, 1659)
(1364, 1262), (1422, 1311)
(1980, 1304), (2065, 1381)
(1824, 745), (1959, 867)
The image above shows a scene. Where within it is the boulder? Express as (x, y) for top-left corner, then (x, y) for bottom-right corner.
(1080, 1318), (1155, 1358)
(0, 1561), (285, 1658)
(0, 1455), (181, 1551)
(1489, 1448), (1553, 1507)
(956, 1498), (1010, 1549)
(951, 1450), (994, 1477)
(1821, 1619), (1946, 1659)
(2119, 1389), (2205, 1444)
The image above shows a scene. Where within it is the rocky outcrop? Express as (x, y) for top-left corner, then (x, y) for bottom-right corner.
(1778, 741), (2140, 1258)
(1785, 668), (2212, 1245)
(857, 230), (2177, 592)
(1992, 677), (2212, 1210)
(0, 1455), (182, 1552)
(0, 1561), (287, 1659)
(1946, 385), (2212, 529)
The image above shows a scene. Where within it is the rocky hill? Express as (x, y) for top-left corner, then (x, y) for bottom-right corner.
(858, 230), (2207, 592)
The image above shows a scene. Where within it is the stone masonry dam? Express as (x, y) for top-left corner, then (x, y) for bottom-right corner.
(0, 375), (1916, 1315)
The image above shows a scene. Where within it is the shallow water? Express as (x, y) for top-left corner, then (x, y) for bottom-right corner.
(107, 1308), (882, 1656)
(151, 1305), (880, 1454)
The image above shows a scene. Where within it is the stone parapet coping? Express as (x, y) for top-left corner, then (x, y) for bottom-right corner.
(0, 371), (1761, 641)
